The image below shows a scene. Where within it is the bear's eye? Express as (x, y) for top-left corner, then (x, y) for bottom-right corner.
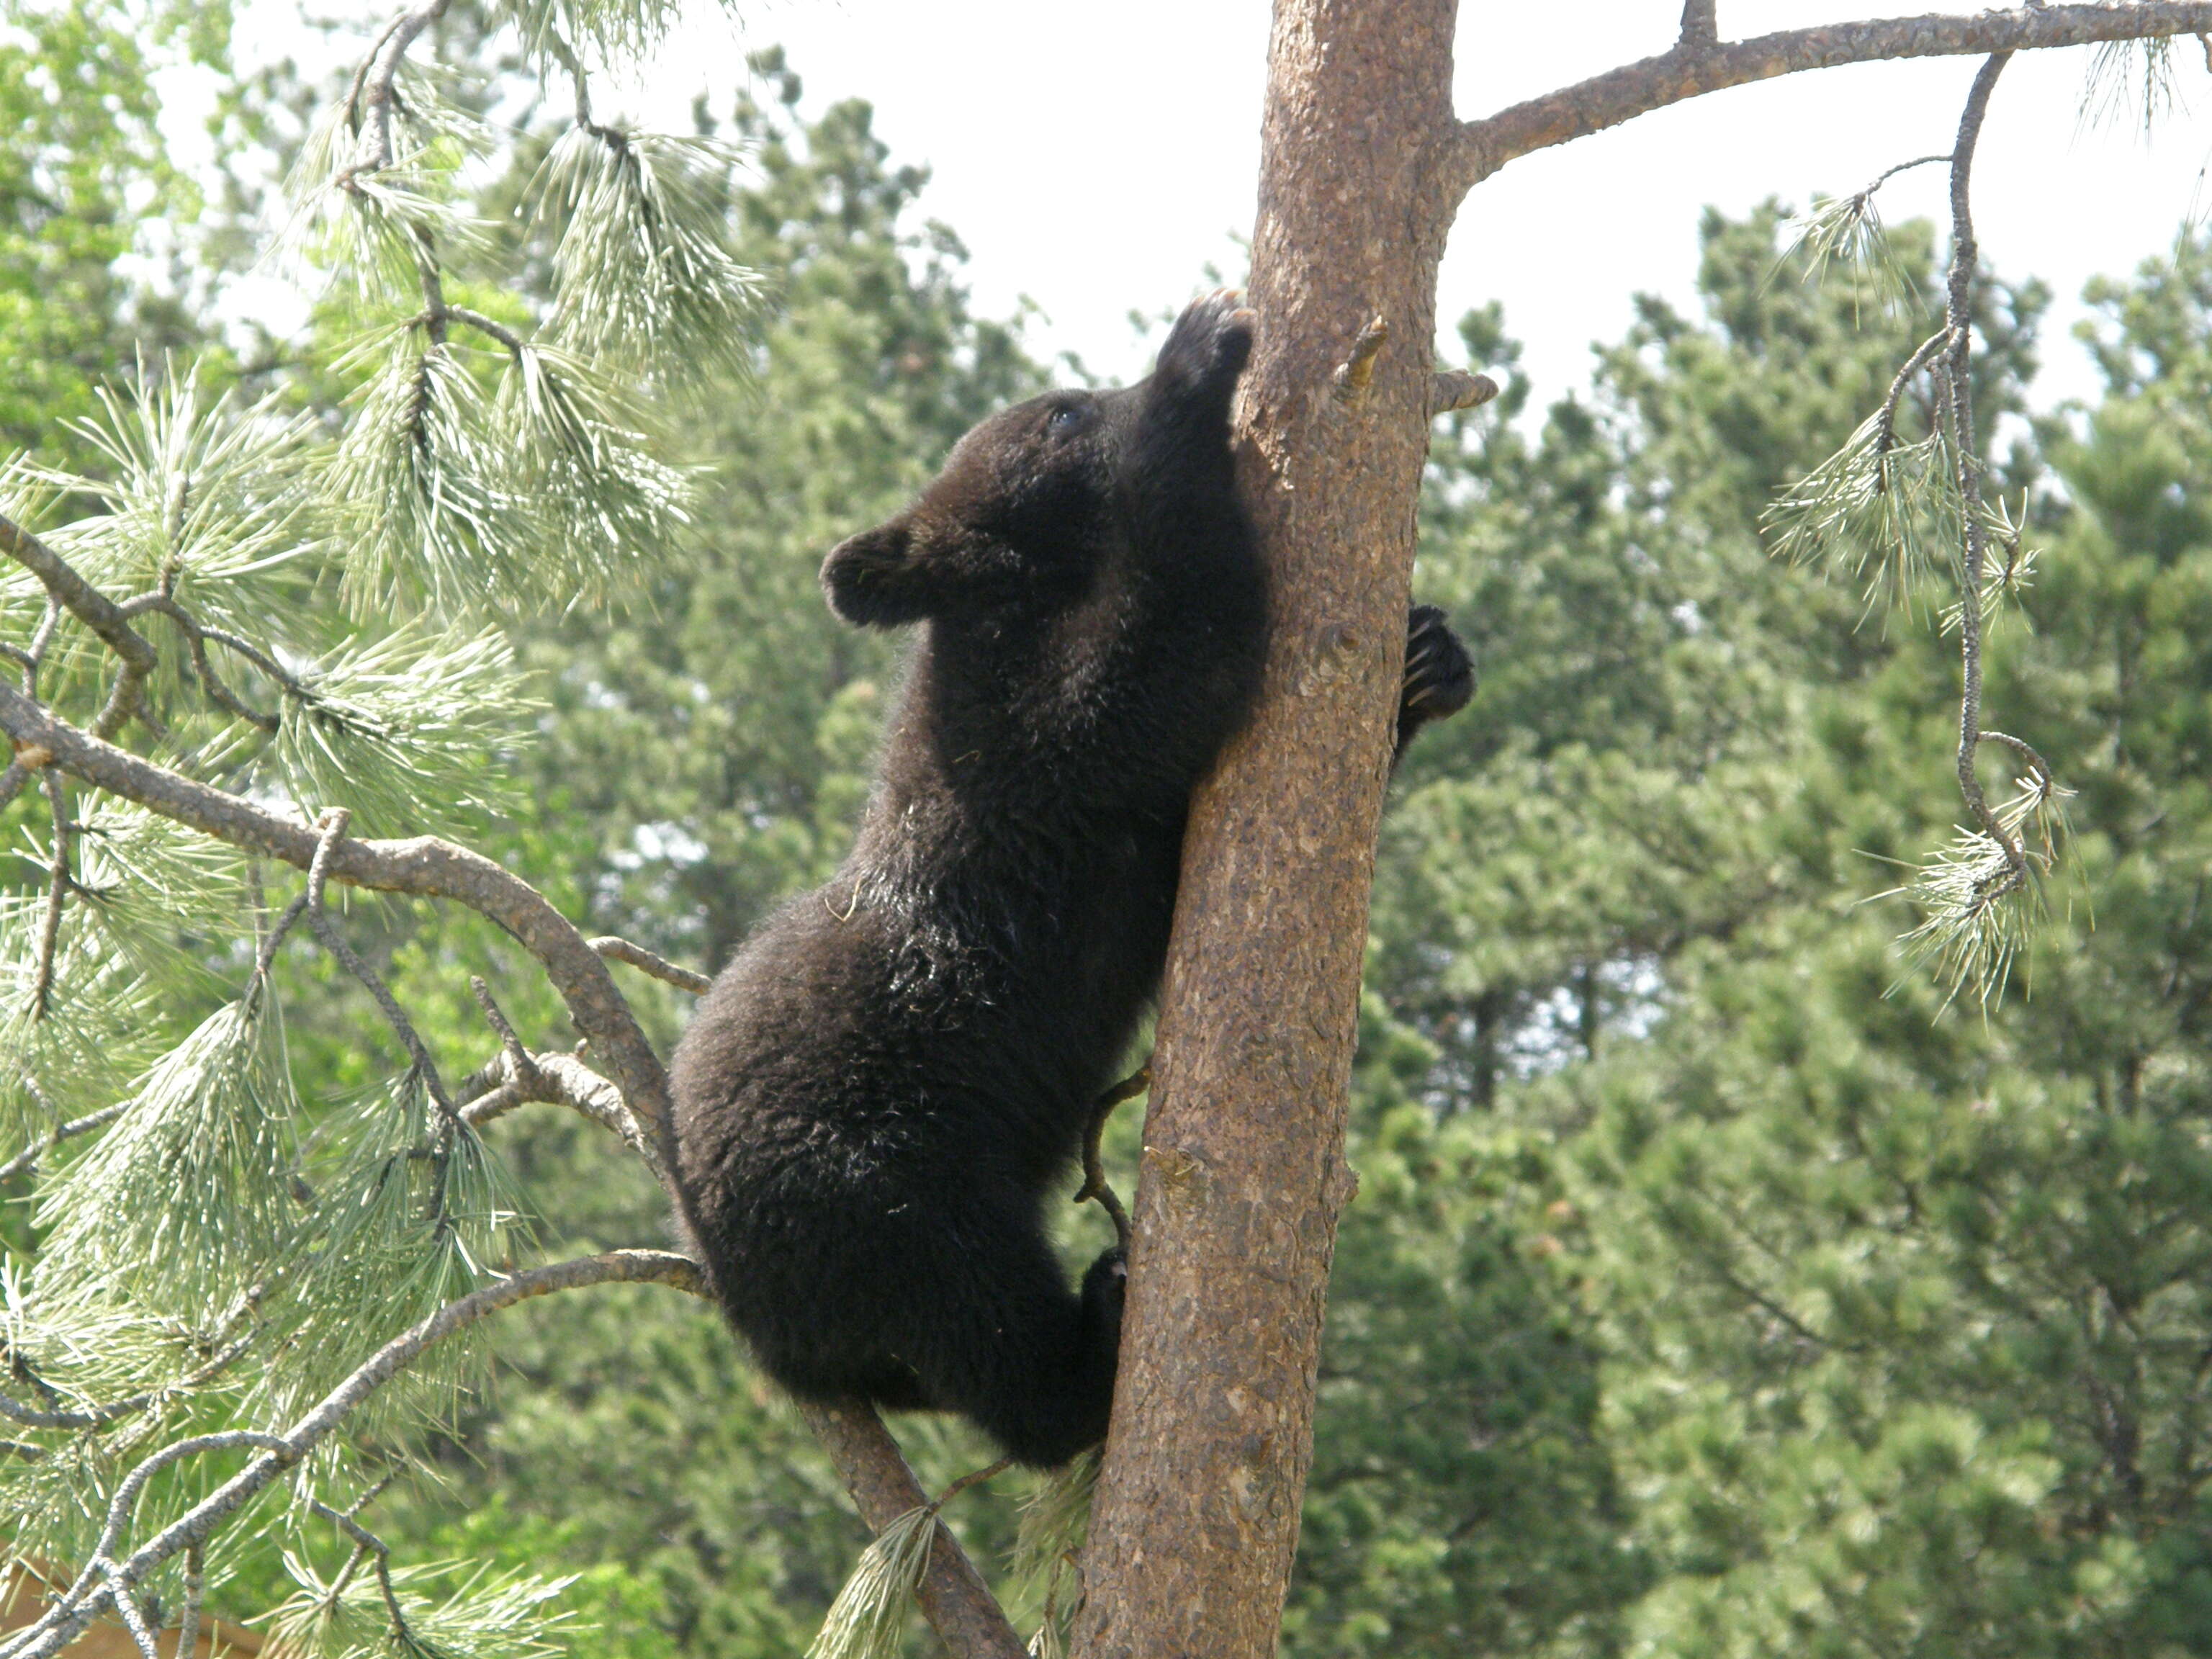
(1046, 404), (1087, 434)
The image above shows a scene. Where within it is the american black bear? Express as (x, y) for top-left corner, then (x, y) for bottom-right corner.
(671, 292), (1472, 1467)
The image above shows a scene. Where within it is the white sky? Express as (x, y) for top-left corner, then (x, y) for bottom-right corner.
(207, 1), (2212, 412)
(631, 0), (2212, 410)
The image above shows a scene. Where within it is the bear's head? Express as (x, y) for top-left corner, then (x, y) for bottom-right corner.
(820, 292), (1254, 629)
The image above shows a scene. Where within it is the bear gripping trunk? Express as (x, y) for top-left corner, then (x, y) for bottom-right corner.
(1071, 3), (1465, 1656)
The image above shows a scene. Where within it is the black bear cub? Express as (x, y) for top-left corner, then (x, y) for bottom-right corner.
(672, 293), (1472, 1467)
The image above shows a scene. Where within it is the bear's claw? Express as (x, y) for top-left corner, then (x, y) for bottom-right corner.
(1402, 604), (1474, 719)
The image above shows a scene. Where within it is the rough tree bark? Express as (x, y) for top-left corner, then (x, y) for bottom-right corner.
(1071, 4), (1462, 1655)
(1073, 4), (2212, 1658)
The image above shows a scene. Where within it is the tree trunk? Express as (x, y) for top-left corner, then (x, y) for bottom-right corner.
(1071, 3), (1462, 1655)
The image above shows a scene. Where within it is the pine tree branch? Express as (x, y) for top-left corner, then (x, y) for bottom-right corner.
(0, 688), (1028, 1659)
(0, 686), (675, 1156)
(1449, 2), (2212, 198)
(461, 976), (666, 1183)
(301, 1498), (424, 1653)
(122, 594), (306, 733)
(0, 1251), (706, 1659)
(1938, 55), (2031, 894)
(174, 1548), (202, 1659)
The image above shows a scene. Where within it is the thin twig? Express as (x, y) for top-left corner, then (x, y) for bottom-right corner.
(1939, 54), (2029, 892)
(174, 1547), (203, 1659)
(445, 306), (529, 360)
(1680, 0), (1717, 49)
(0, 1325), (259, 1431)
(303, 1498), (425, 1653)
(101, 1568), (158, 1659)
(1874, 327), (1954, 460)
(1977, 728), (2056, 785)
(932, 1458), (1014, 1511)
(125, 595), (305, 732)
(458, 1045), (664, 1184)
(24, 596), (61, 694)
(0, 1101), (127, 1183)
(589, 936), (711, 995)
(1074, 1064), (1150, 1253)
(545, 29), (592, 125)
(468, 976), (534, 1079)
(32, 768), (70, 1019)
(305, 809), (457, 1117)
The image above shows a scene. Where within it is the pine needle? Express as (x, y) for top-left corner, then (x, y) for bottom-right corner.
(805, 1504), (939, 1659)
(1763, 413), (1959, 618)
(37, 997), (300, 1318)
(532, 125), (762, 389)
(2080, 37), (2184, 139)
(266, 1553), (576, 1659)
(1779, 188), (1919, 320)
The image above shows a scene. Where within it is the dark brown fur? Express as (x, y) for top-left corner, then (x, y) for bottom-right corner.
(671, 294), (1470, 1465)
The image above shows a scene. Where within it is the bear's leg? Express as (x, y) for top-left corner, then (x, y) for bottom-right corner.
(1395, 603), (1474, 765)
(883, 1213), (1123, 1468)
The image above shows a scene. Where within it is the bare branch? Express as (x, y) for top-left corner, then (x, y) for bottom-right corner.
(1075, 1064), (1149, 1253)
(1680, 0), (1717, 50)
(1451, 3), (2212, 198)
(468, 975), (531, 1074)
(460, 978), (665, 1182)
(101, 1568), (158, 1659)
(174, 1547), (202, 1659)
(1429, 370), (1501, 419)
(589, 935), (711, 995)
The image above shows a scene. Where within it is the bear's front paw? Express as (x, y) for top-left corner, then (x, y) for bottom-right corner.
(1401, 604), (1474, 724)
(1158, 288), (1256, 392)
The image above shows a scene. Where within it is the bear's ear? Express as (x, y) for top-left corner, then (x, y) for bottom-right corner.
(821, 520), (929, 628)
